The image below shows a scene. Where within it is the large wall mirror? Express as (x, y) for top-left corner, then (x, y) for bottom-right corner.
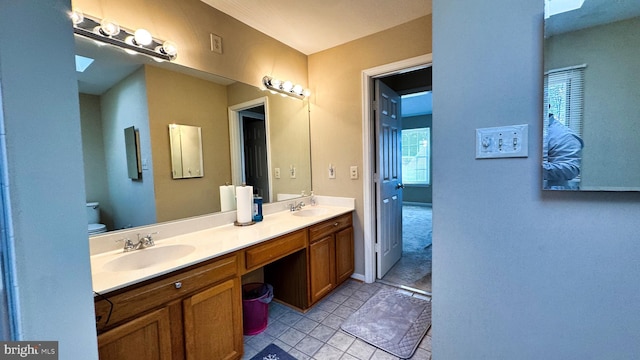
(543, 0), (640, 191)
(76, 36), (312, 233)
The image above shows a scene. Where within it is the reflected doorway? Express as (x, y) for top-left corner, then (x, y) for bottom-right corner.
(241, 106), (270, 200)
(228, 97), (273, 203)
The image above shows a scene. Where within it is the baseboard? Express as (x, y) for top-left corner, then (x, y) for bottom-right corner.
(403, 202), (432, 207)
(350, 273), (366, 282)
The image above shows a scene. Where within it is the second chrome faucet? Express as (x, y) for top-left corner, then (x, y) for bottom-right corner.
(123, 232), (157, 252)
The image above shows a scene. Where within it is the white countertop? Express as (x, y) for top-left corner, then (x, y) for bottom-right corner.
(90, 202), (354, 295)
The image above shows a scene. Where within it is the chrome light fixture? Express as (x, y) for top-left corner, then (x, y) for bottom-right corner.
(70, 10), (178, 61)
(263, 76), (310, 99)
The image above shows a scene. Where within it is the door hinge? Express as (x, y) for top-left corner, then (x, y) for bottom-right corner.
(375, 242), (380, 253)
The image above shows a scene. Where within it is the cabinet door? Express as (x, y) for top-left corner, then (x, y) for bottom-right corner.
(98, 307), (172, 360)
(309, 235), (336, 304)
(335, 226), (354, 285)
(183, 278), (243, 360)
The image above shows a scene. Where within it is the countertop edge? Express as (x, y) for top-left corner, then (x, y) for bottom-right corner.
(91, 205), (354, 295)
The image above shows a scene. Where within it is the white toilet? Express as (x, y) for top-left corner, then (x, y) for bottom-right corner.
(86, 202), (107, 235)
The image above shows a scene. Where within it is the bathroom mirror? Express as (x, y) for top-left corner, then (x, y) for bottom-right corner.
(543, 0), (640, 191)
(76, 35), (312, 232)
(169, 124), (204, 179)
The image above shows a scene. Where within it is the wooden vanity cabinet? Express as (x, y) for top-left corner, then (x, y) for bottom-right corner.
(308, 212), (354, 305)
(97, 307), (173, 360)
(94, 212), (354, 359)
(95, 254), (242, 360)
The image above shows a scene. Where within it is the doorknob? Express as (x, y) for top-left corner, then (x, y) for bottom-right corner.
(396, 183), (405, 189)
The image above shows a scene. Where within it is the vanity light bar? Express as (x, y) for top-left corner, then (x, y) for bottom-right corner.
(263, 76), (310, 99)
(70, 10), (178, 62)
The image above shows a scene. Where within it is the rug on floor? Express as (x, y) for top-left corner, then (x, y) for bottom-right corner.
(340, 290), (431, 359)
(250, 343), (297, 360)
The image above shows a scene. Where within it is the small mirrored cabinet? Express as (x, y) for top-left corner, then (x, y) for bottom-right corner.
(124, 126), (141, 180)
(169, 124), (204, 179)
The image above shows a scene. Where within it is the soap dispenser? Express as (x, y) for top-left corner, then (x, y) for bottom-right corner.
(252, 194), (263, 222)
(310, 191), (316, 206)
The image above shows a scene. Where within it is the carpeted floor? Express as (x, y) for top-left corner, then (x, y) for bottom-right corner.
(381, 205), (432, 293)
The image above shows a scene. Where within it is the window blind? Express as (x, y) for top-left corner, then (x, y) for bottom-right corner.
(543, 64), (586, 138)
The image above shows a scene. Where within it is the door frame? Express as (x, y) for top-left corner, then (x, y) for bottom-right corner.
(361, 54), (432, 283)
(228, 97), (273, 202)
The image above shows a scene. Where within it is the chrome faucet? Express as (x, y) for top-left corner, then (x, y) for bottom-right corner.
(123, 232), (157, 252)
(290, 201), (305, 212)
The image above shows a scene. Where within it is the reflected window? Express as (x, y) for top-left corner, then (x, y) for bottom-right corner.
(401, 128), (430, 185)
(544, 65), (585, 138)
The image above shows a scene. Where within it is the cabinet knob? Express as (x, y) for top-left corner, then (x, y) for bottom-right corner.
(333, 222), (339, 227)
(175, 282), (182, 289)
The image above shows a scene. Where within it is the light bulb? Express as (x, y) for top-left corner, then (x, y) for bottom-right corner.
(293, 84), (303, 94)
(134, 29), (153, 46)
(271, 79), (282, 89)
(282, 81), (293, 92)
(303, 89), (311, 97)
(157, 40), (178, 57)
(70, 9), (84, 25)
(99, 19), (120, 36)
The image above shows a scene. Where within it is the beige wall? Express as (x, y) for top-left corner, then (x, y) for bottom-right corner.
(145, 65), (231, 222)
(308, 15), (432, 275)
(73, 0), (308, 89)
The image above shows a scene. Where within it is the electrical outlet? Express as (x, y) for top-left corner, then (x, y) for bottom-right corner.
(210, 33), (222, 54)
(274, 167), (280, 179)
(350, 166), (358, 179)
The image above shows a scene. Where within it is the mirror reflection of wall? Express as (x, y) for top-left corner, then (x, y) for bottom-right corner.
(76, 36), (312, 233)
(543, 1), (640, 191)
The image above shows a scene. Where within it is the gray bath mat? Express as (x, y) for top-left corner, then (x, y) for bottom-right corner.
(340, 290), (431, 359)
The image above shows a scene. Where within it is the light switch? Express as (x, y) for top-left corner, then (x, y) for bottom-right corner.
(210, 33), (222, 54)
(350, 166), (358, 179)
(476, 124), (528, 159)
(290, 165), (296, 179)
(328, 164), (336, 179)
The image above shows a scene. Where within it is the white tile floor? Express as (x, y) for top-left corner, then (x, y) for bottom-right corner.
(242, 280), (432, 360)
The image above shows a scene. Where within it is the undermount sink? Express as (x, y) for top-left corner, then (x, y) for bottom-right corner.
(292, 207), (329, 217)
(103, 244), (196, 272)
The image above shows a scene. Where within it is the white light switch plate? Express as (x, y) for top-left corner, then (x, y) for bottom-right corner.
(350, 166), (358, 179)
(476, 124), (528, 159)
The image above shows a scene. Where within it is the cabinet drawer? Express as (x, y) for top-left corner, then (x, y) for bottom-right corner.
(95, 253), (238, 332)
(309, 213), (353, 243)
(245, 229), (307, 271)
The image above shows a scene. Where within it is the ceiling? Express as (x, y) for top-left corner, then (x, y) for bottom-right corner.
(545, 0), (640, 36)
(200, 0), (432, 55)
